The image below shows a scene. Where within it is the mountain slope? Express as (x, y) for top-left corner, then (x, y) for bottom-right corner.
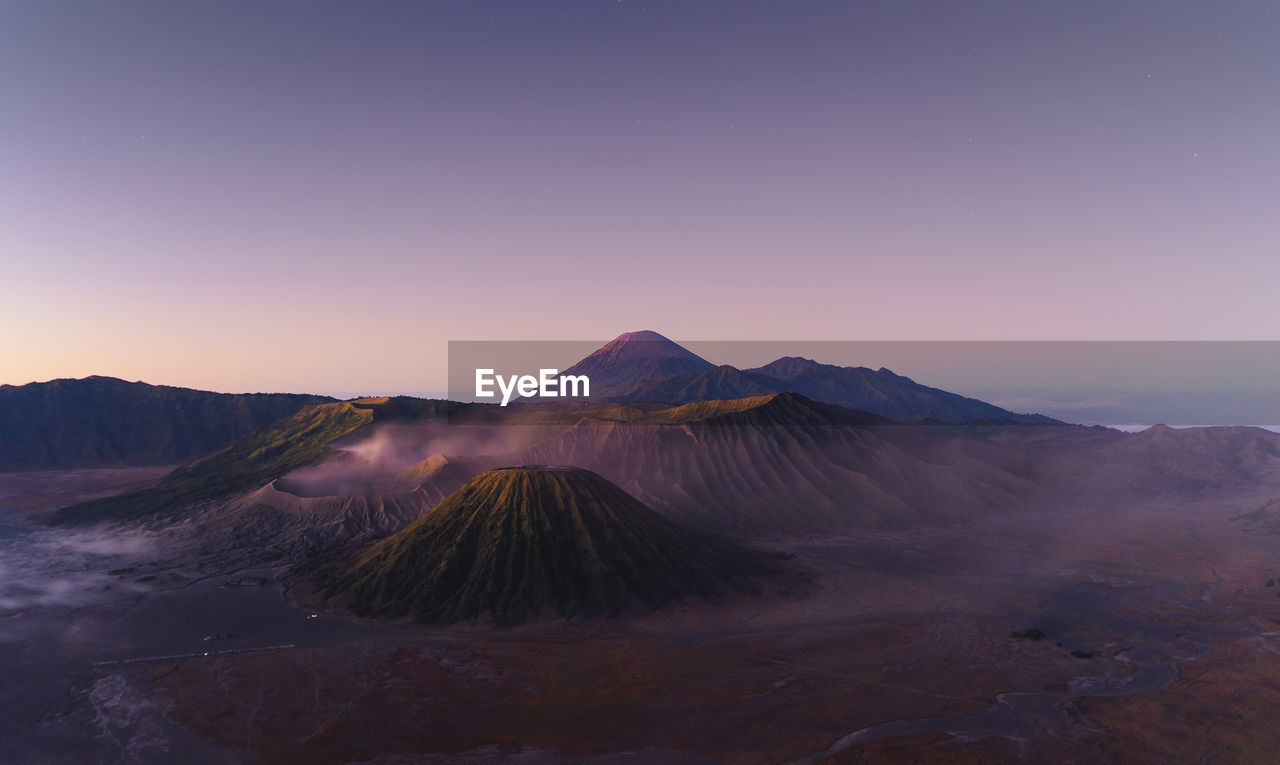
(746, 357), (1057, 424)
(307, 466), (765, 625)
(1234, 496), (1280, 535)
(1099, 424), (1280, 493)
(0, 376), (331, 470)
(59, 390), (1280, 548)
(613, 365), (784, 404)
(516, 394), (1059, 532)
(50, 401), (375, 524)
(561, 335), (1057, 424)
(187, 456), (483, 558)
(603, 358), (1054, 424)
(559, 330), (715, 394)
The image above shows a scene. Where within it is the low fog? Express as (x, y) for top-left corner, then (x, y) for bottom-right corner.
(0, 527), (156, 614)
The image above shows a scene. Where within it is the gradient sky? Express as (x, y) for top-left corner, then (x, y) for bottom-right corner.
(2, 1), (1278, 394)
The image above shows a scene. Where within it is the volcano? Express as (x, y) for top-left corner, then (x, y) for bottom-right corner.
(308, 466), (765, 625)
(559, 330), (715, 394)
(562, 332), (1057, 424)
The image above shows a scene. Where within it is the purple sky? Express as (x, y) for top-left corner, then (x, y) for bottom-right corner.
(2, 1), (1277, 394)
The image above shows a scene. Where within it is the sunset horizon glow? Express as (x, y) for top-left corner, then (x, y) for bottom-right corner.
(3, 1), (1277, 394)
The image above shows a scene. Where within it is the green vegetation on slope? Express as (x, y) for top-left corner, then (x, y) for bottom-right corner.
(307, 466), (767, 625)
(51, 402), (374, 524)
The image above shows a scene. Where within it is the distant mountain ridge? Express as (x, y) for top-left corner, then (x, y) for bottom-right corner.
(0, 376), (332, 470)
(572, 332), (1057, 425)
(3, 335), (1055, 477)
(52, 390), (1280, 541)
(744, 357), (1057, 424)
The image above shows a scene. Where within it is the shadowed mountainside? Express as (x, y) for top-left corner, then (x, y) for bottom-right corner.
(50, 402), (375, 524)
(186, 454), (481, 558)
(1108, 423), (1280, 493)
(614, 364), (784, 404)
(1233, 496), (1280, 535)
(745, 357), (1058, 424)
(50, 391), (1280, 546)
(558, 330), (716, 395)
(609, 356), (1055, 424)
(0, 376), (331, 470)
(49, 397), (471, 525)
(561, 333), (1056, 424)
(306, 466), (766, 625)
(515, 393), (1068, 532)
